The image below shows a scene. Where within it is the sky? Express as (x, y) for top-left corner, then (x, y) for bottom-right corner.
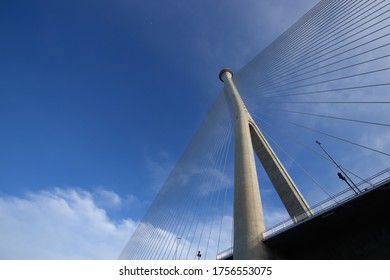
(0, 0), (342, 259)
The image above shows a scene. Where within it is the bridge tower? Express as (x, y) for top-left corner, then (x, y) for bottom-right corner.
(219, 68), (312, 259)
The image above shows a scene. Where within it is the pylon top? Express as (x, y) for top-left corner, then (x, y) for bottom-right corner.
(219, 68), (234, 82)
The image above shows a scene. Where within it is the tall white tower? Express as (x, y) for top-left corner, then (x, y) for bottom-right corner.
(219, 68), (312, 259)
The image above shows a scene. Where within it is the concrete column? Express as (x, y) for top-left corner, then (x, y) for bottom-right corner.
(219, 68), (272, 259)
(249, 121), (312, 221)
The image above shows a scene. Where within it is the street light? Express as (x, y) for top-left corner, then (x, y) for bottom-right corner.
(316, 141), (361, 194)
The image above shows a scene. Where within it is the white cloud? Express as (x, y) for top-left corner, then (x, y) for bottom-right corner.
(93, 188), (122, 208)
(0, 188), (137, 259)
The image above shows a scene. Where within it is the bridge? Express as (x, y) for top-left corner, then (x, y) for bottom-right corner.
(217, 168), (390, 259)
(119, 0), (390, 260)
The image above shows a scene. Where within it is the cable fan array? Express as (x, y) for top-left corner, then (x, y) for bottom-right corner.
(119, 0), (390, 260)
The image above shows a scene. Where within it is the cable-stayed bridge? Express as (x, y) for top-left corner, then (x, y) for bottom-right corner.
(119, 0), (390, 260)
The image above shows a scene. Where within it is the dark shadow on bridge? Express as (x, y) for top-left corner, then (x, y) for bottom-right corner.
(264, 178), (390, 259)
(219, 174), (390, 260)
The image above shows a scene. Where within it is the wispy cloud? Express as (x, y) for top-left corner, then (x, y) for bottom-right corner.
(92, 187), (122, 209)
(263, 206), (290, 229)
(145, 151), (176, 193)
(0, 188), (137, 259)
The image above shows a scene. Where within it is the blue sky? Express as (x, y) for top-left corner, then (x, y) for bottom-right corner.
(0, 0), (336, 259)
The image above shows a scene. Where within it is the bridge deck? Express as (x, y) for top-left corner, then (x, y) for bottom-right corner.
(217, 173), (390, 260)
(263, 178), (390, 259)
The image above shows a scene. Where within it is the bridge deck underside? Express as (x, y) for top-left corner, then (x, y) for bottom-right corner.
(263, 181), (390, 259)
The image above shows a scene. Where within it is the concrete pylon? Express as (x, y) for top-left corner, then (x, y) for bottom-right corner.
(249, 120), (312, 221)
(219, 68), (311, 259)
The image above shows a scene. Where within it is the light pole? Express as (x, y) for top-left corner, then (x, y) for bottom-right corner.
(316, 141), (361, 194)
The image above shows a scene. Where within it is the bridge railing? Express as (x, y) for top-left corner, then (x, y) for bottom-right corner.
(216, 247), (233, 260)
